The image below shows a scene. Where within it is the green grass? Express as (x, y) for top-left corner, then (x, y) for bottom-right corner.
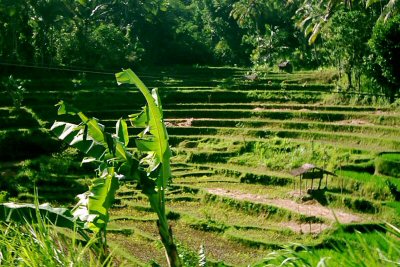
(108, 218), (270, 266)
(2, 67), (399, 266)
(375, 153), (400, 178)
(164, 102), (388, 111)
(168, 127), (400, 153)
(174, 138), (374, 176)
(225, 227), (324, 249)
(0, 220), (112, 266)
(339, 170), (400, 190)
(380, 153), (400, 161)
(254, 225), (400, 267)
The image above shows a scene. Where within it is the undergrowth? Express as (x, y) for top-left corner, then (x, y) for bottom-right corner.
(254, 224), (400, 267)
(0, 215), (113, 266)
(236, 138), (360, 172)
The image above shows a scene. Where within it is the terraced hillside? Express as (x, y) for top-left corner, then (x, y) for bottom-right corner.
(1, 67), (399, 266)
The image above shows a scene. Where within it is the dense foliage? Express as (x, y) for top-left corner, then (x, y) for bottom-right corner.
(1, 0), (398, 101)
(0, 0), (345, 68)
(368, 14), (400, 102)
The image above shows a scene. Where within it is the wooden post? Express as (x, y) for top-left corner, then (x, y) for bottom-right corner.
(325, 173), (328, 188)
(305, 179), (308, 192)
(311, 178), (314, 190)
(300, 175), (302, 195)
(323, 152), (328, 188)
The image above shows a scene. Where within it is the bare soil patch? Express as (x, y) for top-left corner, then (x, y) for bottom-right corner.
(335, 119), (373, 126)
(207, 188), (361, 224)
(165, 118), (193, 127)
(252, 107), (291, 111)
(279, 221), (329, 234)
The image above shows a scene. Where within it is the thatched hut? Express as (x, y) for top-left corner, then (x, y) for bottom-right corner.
(291, 163), (336, 194)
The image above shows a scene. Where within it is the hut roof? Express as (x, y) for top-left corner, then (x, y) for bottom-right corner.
(290, 163), (336, 177)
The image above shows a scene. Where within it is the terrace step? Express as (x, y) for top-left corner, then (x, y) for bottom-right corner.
(166, 126), (400, 151)
(163, 103), (389, 112)
(173, 170), (215, 178)
(163, 109), (400, 126)
(6, 89), (328, 114)
(166, 118), (400, 138)
(205, 188), (362, 224)
(174, 176), (239, 184)
(169, 135), (376, 154)
(0, 128), (60, 161)
(183, 163), (293, 186)
(17, 192), (77, 202)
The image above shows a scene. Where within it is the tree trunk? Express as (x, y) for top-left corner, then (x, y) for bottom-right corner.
(346, 70), (352, 89)
(12, 19), (18, 59)
(389, 88), (395, 103)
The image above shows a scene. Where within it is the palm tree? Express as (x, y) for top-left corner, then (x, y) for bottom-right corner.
(230, 0), (264, 33)
(296, 0), (399, 44)
(367, 0), (399, 21)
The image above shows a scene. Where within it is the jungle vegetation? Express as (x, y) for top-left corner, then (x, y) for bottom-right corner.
(0, 0), (399, 101)
(1, 1), (400, 266)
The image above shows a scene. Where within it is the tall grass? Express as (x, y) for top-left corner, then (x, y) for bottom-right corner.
(254, 224), (400, 266)
(0, 205), (114, 266)
(338, 170), (400, 201)
(339, 170), (400, 188)
(252, 138), (349, 172)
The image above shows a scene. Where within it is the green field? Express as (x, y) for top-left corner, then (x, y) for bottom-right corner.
(1, 67), (399, 266)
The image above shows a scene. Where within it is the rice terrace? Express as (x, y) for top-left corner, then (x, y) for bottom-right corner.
(0, 1), (399, 267)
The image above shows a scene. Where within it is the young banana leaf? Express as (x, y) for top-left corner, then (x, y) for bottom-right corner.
(0, 202), (84, 232)
(51, 101), (139, 180)
(50, 105), (136, 235)
(115, 69), (171, 190)
(72, 168), (119, 233)
(115, 69), (181, 267)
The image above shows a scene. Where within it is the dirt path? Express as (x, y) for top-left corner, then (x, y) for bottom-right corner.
(207, 188), (361, 224)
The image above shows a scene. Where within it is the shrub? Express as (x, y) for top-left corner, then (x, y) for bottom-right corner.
(2, 75), (26, 110)
(375, 153), (400, 178)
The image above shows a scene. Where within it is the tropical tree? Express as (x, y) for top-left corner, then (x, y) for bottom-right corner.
(296, 0), (399, 44)
(230, 0), (265, 33)
(368, 14), (400, 102)
(190, 0), (250, 65)
(231, 0), (301, 66)
(0, 0), (32, 62)
(28, 0), (65, 65)
(323, 9), (373, 89)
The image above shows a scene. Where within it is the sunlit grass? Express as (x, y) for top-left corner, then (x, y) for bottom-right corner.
(339, 170), (400, 187)
(254, 224), (400, 267)
(0, 222), (112, 267)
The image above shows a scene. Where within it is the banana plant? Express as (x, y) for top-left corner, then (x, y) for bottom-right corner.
(115, 69), (181, 267)
(0, 69), (181, 266)
(52, 69), (181, 266)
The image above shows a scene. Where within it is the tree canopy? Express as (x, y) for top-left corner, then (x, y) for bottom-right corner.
(0, 0), (399, 101)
